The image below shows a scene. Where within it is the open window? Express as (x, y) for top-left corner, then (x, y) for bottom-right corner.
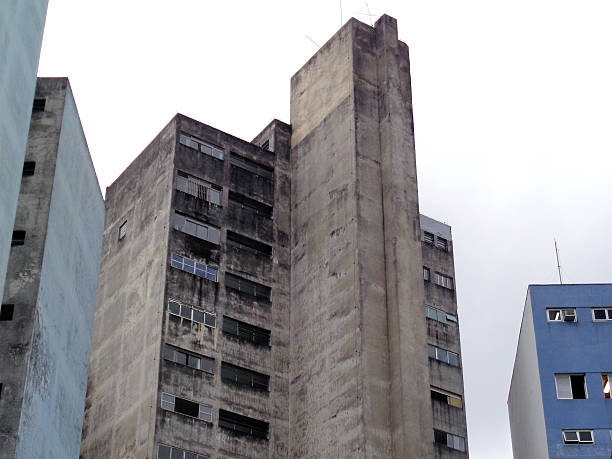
(563, 430), (593, 444)
(547, 308), (576, 322)
(602, 374), (610, 399)
(555, 374), (587, 399)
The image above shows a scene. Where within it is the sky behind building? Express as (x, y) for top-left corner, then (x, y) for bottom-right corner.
(38, 1), (612, 458)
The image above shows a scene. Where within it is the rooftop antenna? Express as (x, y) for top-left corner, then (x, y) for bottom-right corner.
(554, 239), (563, 284)
(365, 2), (374, 26)
(306, 35), (320, 48)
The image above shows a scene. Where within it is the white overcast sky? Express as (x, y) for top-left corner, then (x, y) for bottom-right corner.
(39, 1), (612, 457)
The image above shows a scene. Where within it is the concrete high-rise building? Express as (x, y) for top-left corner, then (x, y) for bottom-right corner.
(81, 15), (468, 458)
(0, 78), (104, 459)
(0, 0), (49, 301)
(508, 284), (612, 459)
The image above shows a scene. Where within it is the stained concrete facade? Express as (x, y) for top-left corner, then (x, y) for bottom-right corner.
(0, 0), (49, 302)
(82, 14), (468, 459)
(0, 78), (104, 459)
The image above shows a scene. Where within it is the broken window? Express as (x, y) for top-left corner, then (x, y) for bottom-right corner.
(170, 254), (217, 281)
(222, 316), (270, 347)
(592, 308), (612, 321)
(431, 387), (463, 408)
(179, 133), (224, 160)
(32, 98), (46, 112)
(563, 430), (593, 444)
(434, 429), (465, 452)
(0, 304), (14, 321)
(175, 172), (222, 205)
(425, 305), (457, 326)
(436, 237), (448, 251)
(157, 444), (209, 459)
(173, 213), (220, 245)
(167, 299), (216, 328)
(221, 362), (269, 391)
(160, 392), (212, 422)
(434, 272), (454, 290)
(218, 409), (269, 440)
(22, 161), (36, 176)
(428, 344), (460, 367)
(602, 374), (610, 399)
(225, 273), (271, 301)
(11, 231), (25, 247)
(163, 344), (214, 374)
(555, 374), (587, 399)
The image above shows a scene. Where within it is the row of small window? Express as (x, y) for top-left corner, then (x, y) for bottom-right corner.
(561, 430), (612, 445)
(434, 429), (466, 452)
(423, 231), (449, 251)
(554, 373), (611, 399)
(547, 307), (612, 322)
(160, 393), (269, 439)
(423, 268), (454, 290)
(179, 134), (224, 160)
(163, 344), (270, 391)
(428, 344), (460, 367)
(425, 305), (457, 326)
(167, 300), (271, 347)
(171, 254), (218, 281)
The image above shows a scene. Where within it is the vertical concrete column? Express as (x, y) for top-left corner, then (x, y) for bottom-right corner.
(375, 15), (434, 457)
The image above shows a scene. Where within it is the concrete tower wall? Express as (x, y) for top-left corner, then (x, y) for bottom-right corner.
(0, 0), (49, 302)
(289, 15), (433, 458)
(0, 78), (104, 459)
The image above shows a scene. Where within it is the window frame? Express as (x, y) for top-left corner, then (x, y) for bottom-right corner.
(547, 308), (577, 323)
(431, 386), (463, 408)
(592, 308), (612, 321)
(562, 429), (594, 445)
(160, 392), (212, 422)
(163, 343), (214, 374)
(423, 267), (430, 282)
(179, 133), (224, 160)
(175, 171), (222, 206)
(436, 237), (448, 251)
(555, 373), (588, 400)
(119, 221), (127, 240)
(425, 305), (457, 326)
(423, 231), (434, 245)
(433, 272), (454, 290)
(167, 299), (216, 328)
(170, 253), (218, 282)
(428, 344), (461, 367)
(173, 213), (220, 245)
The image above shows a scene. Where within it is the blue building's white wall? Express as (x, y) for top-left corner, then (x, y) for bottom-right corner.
(0, 0), (49, 298)
(530, 284), (612, 459)
(508, 290), (550, 459)
(13, 80), (104, 459)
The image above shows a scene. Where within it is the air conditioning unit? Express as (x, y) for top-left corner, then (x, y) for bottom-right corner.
(562, 309), (576, 322)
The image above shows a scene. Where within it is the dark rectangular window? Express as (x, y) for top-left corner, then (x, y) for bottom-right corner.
(230, 153), (274, 179)
(228, 191), (273, 218)
(261, 140), (269, 150)
(423, 267), (430, 281)
(222, 316), (270, 347)
(218, 409), (269, 440)
(0, 383), (2, 399)
(0, 304), (14, 321)
(423, 231), (434, 244)
(225, 273), (271, 301)
(227, 231), (272, 256)
(32, 98), (46, 112)
(221, 362), (269, 391)
(11, 231), (26, 246)
(174, 397), (199, 417)
(570, 374), (587, 399)
(434, 429), (466, 452)
(22, 161), (36, 176)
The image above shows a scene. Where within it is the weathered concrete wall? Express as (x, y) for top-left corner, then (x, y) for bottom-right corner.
(289, 15), (432, 458)
(81, 118), (176, 458)
(0, 78), (103, 459)
(0, 0), (48, 304)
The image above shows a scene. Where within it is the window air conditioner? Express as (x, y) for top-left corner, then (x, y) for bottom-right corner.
(562, 309), (576, 322)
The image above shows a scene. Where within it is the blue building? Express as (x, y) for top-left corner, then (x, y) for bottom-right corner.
(508, 284), (612, 459)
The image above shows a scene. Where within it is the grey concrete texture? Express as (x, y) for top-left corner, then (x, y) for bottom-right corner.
(0, 0), (49, 305)
(0, 78), (104, 459)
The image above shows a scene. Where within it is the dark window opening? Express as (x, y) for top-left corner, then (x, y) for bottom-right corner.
(228, 191), (273, 217)
(174, 397), (199, 418)
(225, 273), (271, 301)
(221, 362), (269, 391)
(11, 231), (26, 246)
(570, 375), (587, 399)
(32, 98), (46, 112)
(218, 409), (269, 439)
(431, 390), (447, 403)
(230, 153), (274, 179)
(423, 231), (434, 244)
(22, 161), (36, 176)
(0, 383), (3, 399)
(222, 316), (270, 347)
(0, 304), (14, 321)
(261, 140), (270, 150)
(227, 231), (272, 256)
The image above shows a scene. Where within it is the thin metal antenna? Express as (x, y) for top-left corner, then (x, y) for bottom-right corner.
(306, 36), (320, 48)
(554, 239), (563, 284)
(365, 2), (373, 26)
(340, 0), (343, 27)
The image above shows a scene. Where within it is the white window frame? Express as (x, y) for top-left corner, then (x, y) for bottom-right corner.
(592, 308), (612, 321)
(425, 305), (457, 326)
(175, 172), (222, 205)
(179, 133), (224, 160)
(562, 430), (594, 444)
(119, 221), (127, 240)
(423, 267), (430, 281)
(173, 213), (220, 245)
(554, 373), (588, 400)
(434, 272), (454, 290)
(160, 392), (212, 422)
(167, 299), (216, 328)
(428, 344), (460, 367)
(547, 308), (577, 323)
